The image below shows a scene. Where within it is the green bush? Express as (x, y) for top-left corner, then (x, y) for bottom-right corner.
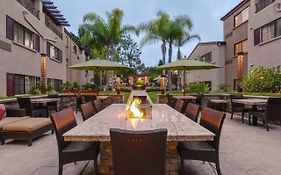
(120, 87), (132, 92)
(185, 82), (210, 94)
(81, 83), (97, 90)
(146, 87), (161, 92)
(30, 83), (41, 95)
(241, 66), (281, 93)
(217, 84), (230, 92)
(72, 82), (80, 89)
(61, 81), (72, 90)
(47, 84), (54, 92)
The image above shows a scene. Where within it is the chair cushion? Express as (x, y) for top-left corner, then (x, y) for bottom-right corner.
(0, 116), (30, 130)
(0, 104), (6, 120)
(179, 141), (215, 152)
(2, 118), (51, 132)
(63, 141), (100, 153)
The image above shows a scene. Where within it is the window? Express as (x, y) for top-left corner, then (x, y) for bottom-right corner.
(47, 42), (63, 62)
(256, 17), (281, 43)
(73, 45), (77, 54)
(200, 52), (212, 63)
(255, 0), (276, 13)
(24, 29), (34, 49)
(65, 36), (69, 46)
(14, 23), (24, 45)
(234, 7), (249, 27)
(234, 40), (248, 56)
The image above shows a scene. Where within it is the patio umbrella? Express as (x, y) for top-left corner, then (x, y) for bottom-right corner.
(69, 58), (132, 88)
(156, 59), (222, 95)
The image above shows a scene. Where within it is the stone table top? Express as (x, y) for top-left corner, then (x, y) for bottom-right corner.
(232, 98), (267, 106)
(31, 98), (61, 103)
(174, 96), (197, 100)
(64, 104), (214, 142)
(210, 99), (228, 104)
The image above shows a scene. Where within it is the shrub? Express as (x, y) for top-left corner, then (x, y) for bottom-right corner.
(120, 87), (132, 92)
(185, 82), (210, 94)
(47, 84), (54, 93)
(30, 83), (41, 95)
(146, 87), (161, 92)
(241, 66), (281, 93)
(61, 81), (72, 90)
(81, 83), (97, 90)
(217, 84), (230, 92)
(72, 82), (80, 89)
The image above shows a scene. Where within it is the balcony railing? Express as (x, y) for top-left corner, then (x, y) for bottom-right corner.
(16, 0), (39, 19)
(255, 0), (276, 12)
(45, 15), (63, 38)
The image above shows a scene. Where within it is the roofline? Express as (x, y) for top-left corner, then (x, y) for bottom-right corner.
(187, 41), (226, 58)
(220, 0), (250, 21)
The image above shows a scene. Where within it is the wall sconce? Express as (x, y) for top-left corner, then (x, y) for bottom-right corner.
(40, 53), (47, 94)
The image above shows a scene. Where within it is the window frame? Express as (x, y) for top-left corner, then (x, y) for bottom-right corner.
(234, 39), (248, 56)
(234, 7), (249, 28)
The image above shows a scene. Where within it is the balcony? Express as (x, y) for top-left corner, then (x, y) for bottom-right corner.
(255, 0), (276, 12)
(16, 0), (39, 19)
(45, 14), (63, 38)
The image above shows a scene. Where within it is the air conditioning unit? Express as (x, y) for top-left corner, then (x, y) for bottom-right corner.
(275, 3), (281, 12)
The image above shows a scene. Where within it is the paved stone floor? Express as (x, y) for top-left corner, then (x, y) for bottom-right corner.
(0, 112), (281, 175)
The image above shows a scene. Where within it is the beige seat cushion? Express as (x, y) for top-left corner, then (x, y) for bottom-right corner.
(0, 117), (30, 130)
(3, 118), (51, 132)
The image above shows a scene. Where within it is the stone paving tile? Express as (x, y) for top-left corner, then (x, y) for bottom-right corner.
(0, 112), (281, 175)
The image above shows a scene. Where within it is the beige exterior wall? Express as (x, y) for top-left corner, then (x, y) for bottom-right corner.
(248, 0), (281, 69)
(0, 0), (66, 96)
(222, 0), (250, 91)
(185, 42), (226, 91)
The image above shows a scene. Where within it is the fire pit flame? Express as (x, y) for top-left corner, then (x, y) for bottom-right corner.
(129, 98), (144, 118)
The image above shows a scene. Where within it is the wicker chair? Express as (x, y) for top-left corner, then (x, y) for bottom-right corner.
(185, 103), (200, 122)
(80, 102), (96, 121)
(174, 99), (184, 113)
(84, 95), (97, 103)
(93, 99), (103, 112)
(75, 94), (83, 113)
(195, 93), (203, 106)
(248, 98), (281, 131)
(50, 108), (100, 175)
(166, 94), (177, 108)
(178, 107), (226, 175)
(102, 97), (113, 108)
(110, 128), (167, 175)
(46, 94), (60, 115)
(230, 94), (251, 123)
(17, 97), (47, 117)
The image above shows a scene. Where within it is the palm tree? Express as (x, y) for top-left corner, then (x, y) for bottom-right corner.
(138, 11), (170, 66)
(174, 33), (200, 89)
(79, 8), (137, 89)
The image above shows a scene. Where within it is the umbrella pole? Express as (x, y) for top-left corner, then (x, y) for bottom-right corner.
(183, 70), (186, 96)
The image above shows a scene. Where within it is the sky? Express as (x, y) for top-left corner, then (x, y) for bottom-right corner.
(52, 0), (241, 67)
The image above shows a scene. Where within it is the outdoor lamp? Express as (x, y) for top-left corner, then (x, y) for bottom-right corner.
(40, 53), (47, 94)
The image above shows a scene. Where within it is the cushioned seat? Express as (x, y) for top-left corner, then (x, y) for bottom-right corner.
(3, 118), (51, 132)
(178, 141), (215, 152)
(0, 117), (30, 129)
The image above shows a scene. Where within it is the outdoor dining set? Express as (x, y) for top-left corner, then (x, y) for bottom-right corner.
(0, 91), (281, 175)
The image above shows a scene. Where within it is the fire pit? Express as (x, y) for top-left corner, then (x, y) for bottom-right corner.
(125, 95), (152, 119)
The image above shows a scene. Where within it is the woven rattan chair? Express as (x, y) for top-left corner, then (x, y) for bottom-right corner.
(230, 94), (251, 123)
(185, 103), (200, 122)
(75, 94), (83, 113)
(50, 108), (100, 175)
(178, 107), (226, 175)
(83, 95), (97, 103)
(174, 99), (184, 113)
(195, 93), (203, 106)
(248, 98), (281, 131)
(80, 102), (96, 121)
(93, 99), (103, 112)
(110, 128), (167, 175)
(102, 97), (113, 108)
(166, 94), (177, 108)
(17, 97), (47, 117)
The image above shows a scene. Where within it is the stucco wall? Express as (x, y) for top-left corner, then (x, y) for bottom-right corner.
(248, 0), (281, 69)
(185, 42), (225, 91)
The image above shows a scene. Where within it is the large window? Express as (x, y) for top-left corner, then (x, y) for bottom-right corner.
(256, 18), (281, 43)
(255, 0), (276, 12)
(200, 52), (212, 63)
(234, 7), (249, 27)
(14, 22), (35, 49)
(47, 42), (62, 62)
(234, 40), (248, 56)
(14, 23), (24, 45)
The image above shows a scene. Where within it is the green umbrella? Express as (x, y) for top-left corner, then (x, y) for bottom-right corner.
(157, 59), (222, 70)
(156, 59), (222, 95)
(68, 58), (132, 71)
(69, 59), (132, 89)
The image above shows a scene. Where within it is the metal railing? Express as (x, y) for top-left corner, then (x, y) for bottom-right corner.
(255, 0), (276, 12)
(45, 15), (63, 38)
(16, 0), (39, 19)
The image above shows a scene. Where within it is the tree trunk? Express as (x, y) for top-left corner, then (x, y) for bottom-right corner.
(177, 47), (181, 90)
(168, 41), (173, 90)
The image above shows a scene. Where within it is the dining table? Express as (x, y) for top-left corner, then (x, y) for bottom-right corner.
(64, 102), (214, 174)
(232, 98), (268, 125)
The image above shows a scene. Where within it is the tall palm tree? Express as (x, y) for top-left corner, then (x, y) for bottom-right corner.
(174, 33), (200, 89)
(79, 8), (137, 88)
(138, 11), (170, 66)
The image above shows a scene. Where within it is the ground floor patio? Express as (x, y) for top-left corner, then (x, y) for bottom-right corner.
(0, 112), (281, 175)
